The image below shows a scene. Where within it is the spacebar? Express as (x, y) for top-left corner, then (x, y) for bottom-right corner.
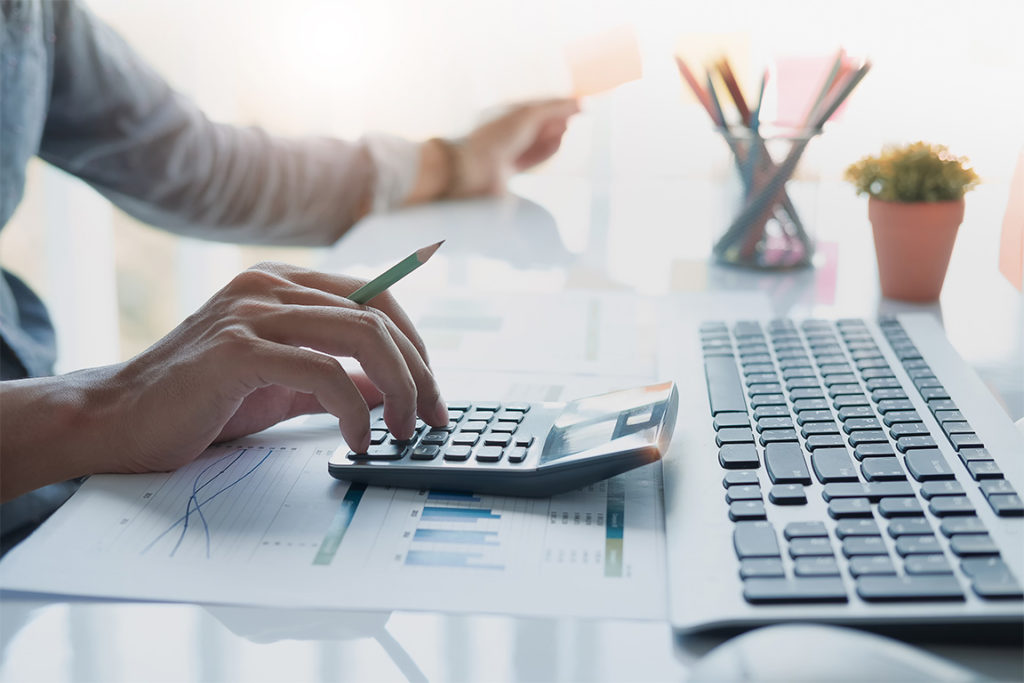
(704, 356), (748, 415)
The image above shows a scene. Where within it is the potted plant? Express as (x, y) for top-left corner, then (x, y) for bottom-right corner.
(845, 142), (979, 301)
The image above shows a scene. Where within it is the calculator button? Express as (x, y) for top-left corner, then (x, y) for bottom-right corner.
(476, 446), (504, 462)
(460, 421), (489, 433)
(484, 435), (512, 448)
(489, 423), (518, 434)
(443, 446), (472, 461)
(421, 431), (448, 445)
(349, 444), (405, 460)
(515, 436), (535, 448)
(452, 433), (479, 447)
(473, 402), (501, 412)
(507, 447), (529, 463)
(410, 445), (440, 460)
(447, 410), (465, 423)
(446, 402), (471, 412)
(497, 410), (525, 423)
(369, 429), (388, 445)
(504, 404), (530, 413)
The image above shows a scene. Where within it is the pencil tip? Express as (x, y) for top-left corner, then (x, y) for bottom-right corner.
(418, 240), (445, 262)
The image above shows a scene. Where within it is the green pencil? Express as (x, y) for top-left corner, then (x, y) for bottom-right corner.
(347, 240), (445, 304)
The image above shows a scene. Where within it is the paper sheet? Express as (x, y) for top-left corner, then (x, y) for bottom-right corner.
(565, 25), (643, 97)
(998, 149), (1024, 291)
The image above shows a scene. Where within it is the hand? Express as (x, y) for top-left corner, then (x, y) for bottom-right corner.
(0, 262), (448, 499)
(451, 98), (580, 197)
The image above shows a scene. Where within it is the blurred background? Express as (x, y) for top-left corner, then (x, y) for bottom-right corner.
(2, 0), (1022, 374)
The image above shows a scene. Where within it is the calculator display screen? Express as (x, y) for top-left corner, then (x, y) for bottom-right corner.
(539, 383), (671, 464)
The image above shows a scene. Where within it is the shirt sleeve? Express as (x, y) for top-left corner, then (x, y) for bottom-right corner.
(36, 1), (381, 247)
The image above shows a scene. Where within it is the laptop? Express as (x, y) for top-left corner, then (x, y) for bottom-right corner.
(661, 312), (1024, 640)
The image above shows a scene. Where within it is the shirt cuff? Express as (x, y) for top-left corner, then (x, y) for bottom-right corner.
(362, 133), (421, 213)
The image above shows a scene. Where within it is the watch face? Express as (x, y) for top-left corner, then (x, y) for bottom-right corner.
(539, 383), (673, 465)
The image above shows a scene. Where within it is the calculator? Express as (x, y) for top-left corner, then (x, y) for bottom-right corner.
(328, 382), (679, 497)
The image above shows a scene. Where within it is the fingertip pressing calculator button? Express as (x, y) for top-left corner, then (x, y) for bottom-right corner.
(410, 445), (440, 460)
(475, 446), (504, 462)
(507, 447), (529, 463)
(443, 446), (472, 461)
(421, 432), (449, 446)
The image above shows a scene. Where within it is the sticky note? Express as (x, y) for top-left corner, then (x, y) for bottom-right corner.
(565, 25), (643, 97)
(998, 149), (1024, 291)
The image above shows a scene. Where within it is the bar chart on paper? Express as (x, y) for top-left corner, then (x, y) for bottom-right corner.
(0, 429), (667, 618)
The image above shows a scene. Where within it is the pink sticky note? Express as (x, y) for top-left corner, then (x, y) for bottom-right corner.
(773, 52), (858, 128)
(998, 149), (1024, 291)
(565, 26), (643, 97)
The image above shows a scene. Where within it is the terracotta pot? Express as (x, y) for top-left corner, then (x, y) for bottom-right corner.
(867, 197), (965, 302)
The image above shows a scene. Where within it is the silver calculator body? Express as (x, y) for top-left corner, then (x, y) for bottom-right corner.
(328, 382), (679, 497)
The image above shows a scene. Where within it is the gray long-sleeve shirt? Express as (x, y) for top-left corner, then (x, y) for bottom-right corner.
(0, 0), (390, 379)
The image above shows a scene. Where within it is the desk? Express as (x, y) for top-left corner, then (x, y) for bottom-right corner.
(1, 179), (1022, 682)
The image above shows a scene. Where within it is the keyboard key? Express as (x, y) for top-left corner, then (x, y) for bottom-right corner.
(881, 411), (923, 426)
(961, 557), (1024, 599)
(496, 410), (526, 422)
(743, 577), (847, 604)
(842, 536), (888, 556)
(452, 433), (479, 447)
(888, 422), (931, 438)
(726, 485), (763, 502)
(489, 422), (517, 434)
(733, 521), (781, 558)
(980, 480), (1016, 496)
(473, 402), (500, 412)
(443, 446), (472, 461)
(764, 442), (812, 484)
(919, 480), (965, 499)
(349, 444), (406, 460)
(887, 519), (932, 537)
(856, 575), (964, 601)
(927, 399), (958, 413)
(712, 411), (753, 428)
(744, 363), (776, 375)
(822, 374), (859, 387)
(822, 482), (914, 501)
(756, 417), (794, 432)
(842, 418), (881, 432)
(410, 445), (441, 460)
(949, 534), (1000, 557)
(507, 447), (529, 463)
(941, 421), (974, 436)
(794, 556), (841, 577)
(753, 405), (789, 419)
(861, 458), (907, 482)
(503, 403), (530, 413)
(828, 384), (863, 398)
(793, 398), (830, 412)
(876, 399), (915, 414)
(769, 484), (807, 505)
(715, 428), (755, 446)
(878, 497), (924, 518)
(928, 496), (976, 516)
(750, 394), (787, 408)
(749, 383), (784, 397)
(853, 443), (896, 460)
(705, 356), (748, 415)
(847, 430), (889, 446)
(866, 378), (901, 391)
(514, 436), (535, 448)
(484, 435), (512, 448)
(896, 436), (938, 452)
(759, 429), (800, 445)
(940, 517), (987, 536)
(950, 433), (984, 450)
(836, 406), (874, 421)
(860, 368), (895, 379)
(740, 558), (785, 579)
(806, 435), (847, 450)
(796, 410), (835, 425)
(788, 537), (835, 557)
(967, 461), (1003, 481)
(920, 387), (950, 401)
(810, 448), (859, 484)
(895, 535), (941, 556)
(460, 421), (489, 433)
(958, 448), (994, 464)
(848, 556), (897, 577)
(729, 500), (767, 521)
(719, 444), (760, 470)
(475, 446), (504, 463)
(784, 521), (828, 539)
(828, 498), (872, 518)
(988, 494), (1024, 517)
(836, 519), (881, 538)
(789, 389), (824, 401)
(421, 431), (449, 446)
(904, 555), (953, 575)
(833, 395), (870, 408)
(904, 450), (955, 482)
(801, 422), (842, 438)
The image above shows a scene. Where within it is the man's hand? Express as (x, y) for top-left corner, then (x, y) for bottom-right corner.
(0, 263), (447, 500)
(407, 99), (580, 203)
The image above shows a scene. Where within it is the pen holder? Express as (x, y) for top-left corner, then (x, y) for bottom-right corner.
(713, 126), (821, 269)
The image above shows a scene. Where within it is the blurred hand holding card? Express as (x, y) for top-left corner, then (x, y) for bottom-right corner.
(565, 25), (643, 97)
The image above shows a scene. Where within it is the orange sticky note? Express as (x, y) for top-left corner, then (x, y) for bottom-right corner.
(565, 26), (643, 97)
(998, 149), (1024, 291)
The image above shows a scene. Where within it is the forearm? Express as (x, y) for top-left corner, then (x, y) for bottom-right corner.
(0, 367), (124, 501)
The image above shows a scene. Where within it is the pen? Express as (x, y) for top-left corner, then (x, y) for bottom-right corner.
(347, 240), (445, 305)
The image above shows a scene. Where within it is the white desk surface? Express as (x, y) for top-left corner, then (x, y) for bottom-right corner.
(2, 178), (1022, 682)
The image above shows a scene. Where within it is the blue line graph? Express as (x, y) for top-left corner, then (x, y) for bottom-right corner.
(142, 447), (274, 558)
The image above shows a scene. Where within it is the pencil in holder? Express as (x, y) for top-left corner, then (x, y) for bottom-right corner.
(713, 126), (820, 269)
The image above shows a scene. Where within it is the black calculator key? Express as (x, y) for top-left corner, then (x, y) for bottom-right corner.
(847, 430), (889, 446)
(833, 395), (870, 408)
(729, 500), (767, 521)
(796, 410), (835, 424)
(757, 417), (794, 431)
(443, 446), (472, 461)
(410, 445), (441, 460)
(878, 497), (924, 518)
(961, 557), (1024, 599)
(447, 409), (466, 423)
(723, 471), (760, 488)
(940, 517), (987, 536)
(904, 555), (953, 575)
(753, 406), (789, 419)
(928, 496), (975, 516)
(841, 536), (888, 557)
(889, 422), (931, 438)
(793, 398), (830, 412)
(856, 575), (963, 601)
(958, 448), (994, 464)
(484, 435), (512, 448)
(705, 356), (748, 415)
(468, 409), (496, 422)
(764, 442), (811, 484)
(941, 421), (974, 435)
(750, 394), (787, 408)
(726, 485), (763, 502)
(496, 410), (525, 423)
(811, 448), (859, 483)
(446, 402), (471, 411)
(507, 447), (529, 463)
(460, 421), (489, 433)
(784, 522), (828, 539)
(740, 558), (785, 579)
(452, 433), (479, 447)
(881, 411), (922, 426)
(876, 399), (917, 414)
(800, 422), (841, 437)
(714, 412), (750, 429)
(949, 534), (1000, 557)
(473, 402), (501, 412)
(475, 446), (504, 463)
(842, 418), (881, 432)
(369, 429), (388, 445)
(927, 399), (958, 412)
(894, 535), (940, 556)
(806, 435), (846, 450)
(836, 519), (881, 538)
(788, 537), (835, 557)
(421, 431), (449, 445)
(720, 444), (760, 469)
(861, 458), (907, 482)
(966, 461), (1003, 480)
(489, 423), (518, 434)
(828, 498), (872, 518)
(848, 556), (897, 577)
(853, 443), (895, 460)
(743, 577), (847, 603)
(896, 436), (938, 452)
(733, 521), (781, 558)
(794, 557), (841, 577)
(887, 519), (932, 537)
(503, 403), (530, 413)
(822, 482), (913, 501)
(716, 428), (755, 445)
(919, 480), (965, 499)
(904, 450), (955, 481)
(950, 433), (984, 450)
(769, 484), (807, 505)
(350, 444), (406, 460)
(759, 429), (799, 445)
(514, 436), (535, 448)
(988, 494), (1024, 517)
